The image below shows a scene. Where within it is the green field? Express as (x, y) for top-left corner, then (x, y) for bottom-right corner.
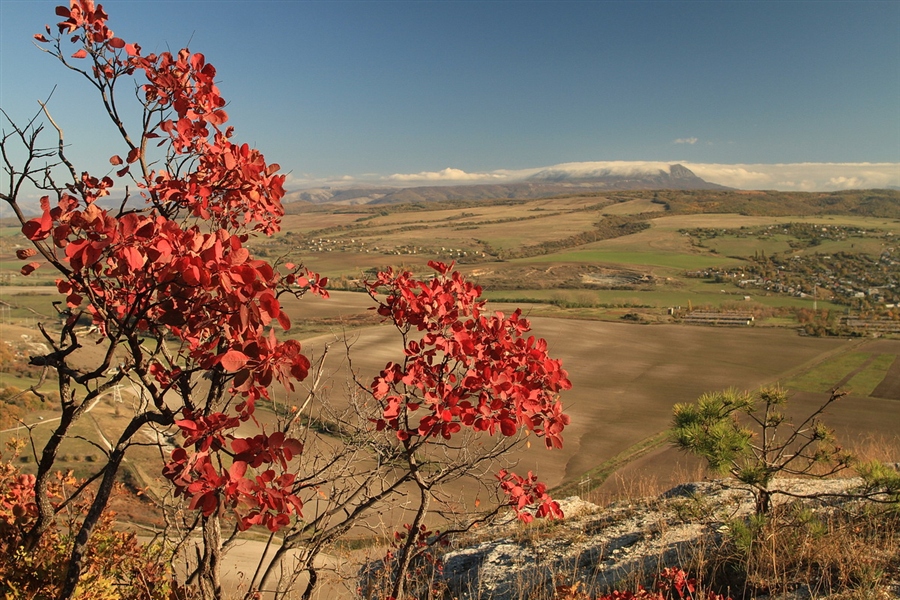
(782, 347), (899, 397)
(846, 353), (897, 396)
(785, 351), (877, 393)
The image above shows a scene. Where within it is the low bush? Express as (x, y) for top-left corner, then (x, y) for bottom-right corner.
(0, 456), (190, 600)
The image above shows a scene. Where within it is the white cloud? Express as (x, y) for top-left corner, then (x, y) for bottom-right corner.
(673, 137), (698, 145)
(828, 176), (864, 189)
(386, 167), (514, 183)
(685, 162), (900, 191)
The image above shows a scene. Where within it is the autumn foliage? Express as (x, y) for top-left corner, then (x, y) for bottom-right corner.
(1, 2), (570, 598)
(0, 456), (177, 600)
(366, 261), (570, 521)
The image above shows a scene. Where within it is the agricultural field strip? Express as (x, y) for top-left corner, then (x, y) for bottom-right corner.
(784, 350), (898, 396)
(845, 354), (897, 398)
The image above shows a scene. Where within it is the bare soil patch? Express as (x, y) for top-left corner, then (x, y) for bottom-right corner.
(300, 319), (857, 492)
(466, 263), (653, 290)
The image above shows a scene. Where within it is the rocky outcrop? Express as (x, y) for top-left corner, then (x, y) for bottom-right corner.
(436, 478), (879, 600)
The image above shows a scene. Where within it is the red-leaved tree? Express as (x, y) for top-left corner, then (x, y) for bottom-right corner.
(0, 2), (570, 599)
(361, 262), (570, 598)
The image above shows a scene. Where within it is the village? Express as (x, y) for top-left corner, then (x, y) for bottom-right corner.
(684, 224), (899, 310)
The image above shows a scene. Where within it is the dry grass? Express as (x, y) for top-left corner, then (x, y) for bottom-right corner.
(698, 503), (900, 600)
(434, 494), (900, 600)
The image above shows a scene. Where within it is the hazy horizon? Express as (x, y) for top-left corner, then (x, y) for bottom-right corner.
(286, 160), (900, 192)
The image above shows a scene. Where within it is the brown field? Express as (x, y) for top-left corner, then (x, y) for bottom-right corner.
(282, 293), (898, 496)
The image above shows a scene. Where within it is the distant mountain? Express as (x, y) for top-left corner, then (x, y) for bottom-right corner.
(526, 163), (718, 188)
(284, 164), (730, 206)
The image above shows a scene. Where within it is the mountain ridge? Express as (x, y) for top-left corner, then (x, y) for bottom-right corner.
(284, 163), (730, 206)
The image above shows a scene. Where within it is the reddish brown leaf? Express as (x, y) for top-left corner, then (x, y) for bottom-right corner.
(219, 349), (249, 372)
(20, 262), (41, 276)
(22, 218), (50, 241)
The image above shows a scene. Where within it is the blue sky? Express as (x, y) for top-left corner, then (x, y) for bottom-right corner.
(1, 0), (898, 191)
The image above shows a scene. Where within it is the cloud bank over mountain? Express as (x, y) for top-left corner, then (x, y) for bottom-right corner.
(683, 163), (899, 191)
(368, 161), (899, 192)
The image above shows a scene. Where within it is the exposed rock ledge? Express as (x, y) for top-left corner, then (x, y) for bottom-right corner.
(435, 478), (895, 600)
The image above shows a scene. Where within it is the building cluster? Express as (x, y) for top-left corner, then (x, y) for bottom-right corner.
(682, 224), (898, 309)
(294, 236), (487, 261)
(689, 250), (898, 308)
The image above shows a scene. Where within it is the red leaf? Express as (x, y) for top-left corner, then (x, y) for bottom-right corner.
(231, 438), (251, 454)
(71, 48), (88, 59)
(21, 220), (44, 241)
(174, 419), (198, 432)
(207, 110), (228, 126)
(282, 439), (303, 460)
(22, 210), (52, 241)
(183, 265), (200, 286)
(108, 37), (125, 49)
(229, 461), (248, 480)
(220, 350), (249, 372)
(123, 246), (144, 270)
(20, 262), (41, 276)
(110, 154), (123, 165)
(34, 34), (49, 42)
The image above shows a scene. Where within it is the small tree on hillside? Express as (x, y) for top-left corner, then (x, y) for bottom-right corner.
(671, 387), (852, 515)
(0, 2), (571, 599)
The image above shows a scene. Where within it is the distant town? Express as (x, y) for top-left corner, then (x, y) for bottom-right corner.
(683, 223), (899, 309)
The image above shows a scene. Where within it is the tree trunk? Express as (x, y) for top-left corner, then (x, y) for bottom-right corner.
(755, 488), (772, 516)
(22, 382), (76, 552)
(57, 448), (125, 599)
(197, 514), (223, 600)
